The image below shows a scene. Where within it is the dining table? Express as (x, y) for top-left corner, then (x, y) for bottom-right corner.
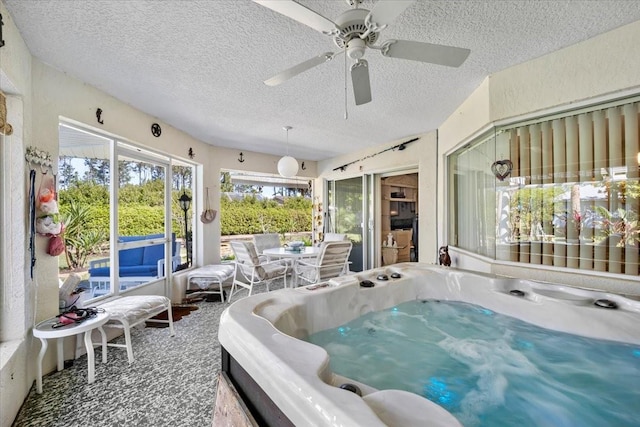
(262, 246), (322, 287)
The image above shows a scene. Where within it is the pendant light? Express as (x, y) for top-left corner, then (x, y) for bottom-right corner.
(277, 125), (299, 178)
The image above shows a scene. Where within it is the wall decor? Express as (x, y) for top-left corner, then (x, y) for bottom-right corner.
(438, 245), (451, 266)
(151, 122), (162, 137)
(238, 152), (245, 163)
(96, 108), (104, 124)
(491, 159), (513, 181)
(188, 147), (195, 159)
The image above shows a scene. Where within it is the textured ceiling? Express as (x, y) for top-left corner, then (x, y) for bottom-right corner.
(5, 1), (640, 161)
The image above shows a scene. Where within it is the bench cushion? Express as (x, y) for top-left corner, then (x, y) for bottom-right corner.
(188, 264), (234, 289)
(99, 295), (170, 325)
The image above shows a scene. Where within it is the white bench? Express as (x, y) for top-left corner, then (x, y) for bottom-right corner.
(186, 264), (235, 303)
(96, 295), (175, 364)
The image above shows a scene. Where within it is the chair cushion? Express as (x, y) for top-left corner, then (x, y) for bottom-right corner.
(142, 243), (165, 266)
(90, 263), (158, 278)
(231, 240), (288, 281)
(119, 265), (158, 277)
(261, 262), (287, 280)
(88, 266), (110, 277)
(119, 247), (145, 266)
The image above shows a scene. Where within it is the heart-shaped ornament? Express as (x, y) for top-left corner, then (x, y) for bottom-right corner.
(491, 159), (513, 181)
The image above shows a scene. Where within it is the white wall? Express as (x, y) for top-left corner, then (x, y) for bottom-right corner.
(438, 20), (640, 293)
(489, 20), (640, 122)
(0, 2), (34, 424)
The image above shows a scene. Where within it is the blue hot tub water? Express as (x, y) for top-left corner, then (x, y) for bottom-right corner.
(306, 300), (640, 427)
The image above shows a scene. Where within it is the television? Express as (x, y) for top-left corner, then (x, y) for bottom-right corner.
(390, 217), (414, 230)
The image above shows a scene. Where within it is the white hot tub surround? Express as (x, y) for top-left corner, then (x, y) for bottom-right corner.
(218, 263), (640, 427)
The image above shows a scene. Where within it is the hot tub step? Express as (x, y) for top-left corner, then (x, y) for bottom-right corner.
(213, 371), (259, 427)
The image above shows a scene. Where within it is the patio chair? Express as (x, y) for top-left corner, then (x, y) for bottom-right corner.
(252, 233), (281, 261)
(228, 240), (290, 302)
(392, 229), (412, 263)
(295, 240), (352, 286)
(323, 233), (348, 242)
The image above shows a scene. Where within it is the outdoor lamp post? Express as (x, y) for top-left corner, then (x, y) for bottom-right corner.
(178, 190), (192, 266)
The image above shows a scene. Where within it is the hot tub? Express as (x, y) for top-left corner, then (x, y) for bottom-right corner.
(218, 263), (640, 427)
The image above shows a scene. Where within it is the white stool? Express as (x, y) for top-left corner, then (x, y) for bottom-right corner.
(187, 264), (235, 303)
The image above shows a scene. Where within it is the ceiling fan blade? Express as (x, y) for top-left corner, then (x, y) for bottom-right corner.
(253, 0), (339, 36)
(351, 60), (372, 106)
(264, 52), (336, 86)
(366, 0), (415, 30)
(382, 39), (470, 67)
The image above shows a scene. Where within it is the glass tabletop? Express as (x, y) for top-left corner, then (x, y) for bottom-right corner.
(262, 246), (321, 258)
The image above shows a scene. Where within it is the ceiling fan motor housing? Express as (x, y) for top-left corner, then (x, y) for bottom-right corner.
(333, 9), (378, 50)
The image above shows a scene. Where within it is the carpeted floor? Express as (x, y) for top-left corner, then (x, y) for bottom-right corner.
(12, 280), (283, 427)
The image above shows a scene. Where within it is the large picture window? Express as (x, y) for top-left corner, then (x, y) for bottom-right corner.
(58, 123), (196, 299)
(449, 98), (639, 276)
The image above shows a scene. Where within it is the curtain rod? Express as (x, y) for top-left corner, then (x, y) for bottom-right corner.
(333, 137), (419, 172)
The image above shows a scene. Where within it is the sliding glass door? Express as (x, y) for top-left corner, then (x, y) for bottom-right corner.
(327, 176), (373, 272)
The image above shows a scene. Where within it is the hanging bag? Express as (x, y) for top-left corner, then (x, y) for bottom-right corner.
(47, 232), (65, 256)
(200, 187), (217, 223)
(35, 174), (62, 236)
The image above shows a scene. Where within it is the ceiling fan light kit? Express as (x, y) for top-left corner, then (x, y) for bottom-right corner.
(255, 0), (470, 106)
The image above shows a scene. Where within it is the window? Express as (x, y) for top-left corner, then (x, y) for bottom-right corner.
(58, 123), (196, 299)
(449, 98), (639, 276)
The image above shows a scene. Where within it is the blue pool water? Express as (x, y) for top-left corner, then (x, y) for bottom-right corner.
(306, 300), (640, 427)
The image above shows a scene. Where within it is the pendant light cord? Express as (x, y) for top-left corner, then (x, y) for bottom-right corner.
(344, 50), (348, 120)
(284, 126), (290, 155)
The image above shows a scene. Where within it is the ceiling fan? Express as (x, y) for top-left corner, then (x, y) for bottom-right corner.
(254, 0), (470, 106)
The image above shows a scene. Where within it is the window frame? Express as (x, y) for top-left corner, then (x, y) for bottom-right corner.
(58, 120), (196, 302)
(447, 95), (640, 278)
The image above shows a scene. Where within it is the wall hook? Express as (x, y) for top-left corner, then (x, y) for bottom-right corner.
(188, 147), (195, 159)
(301, 161), (306, 170)
(238, 152), (245, 163)
(96, 108), (104, 124)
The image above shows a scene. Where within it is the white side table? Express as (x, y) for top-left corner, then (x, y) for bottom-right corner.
(33, 311), (110, 394)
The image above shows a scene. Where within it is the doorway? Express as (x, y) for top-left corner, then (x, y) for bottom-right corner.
(326, 171), (418, 271)
(380, 173), (419, 266)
